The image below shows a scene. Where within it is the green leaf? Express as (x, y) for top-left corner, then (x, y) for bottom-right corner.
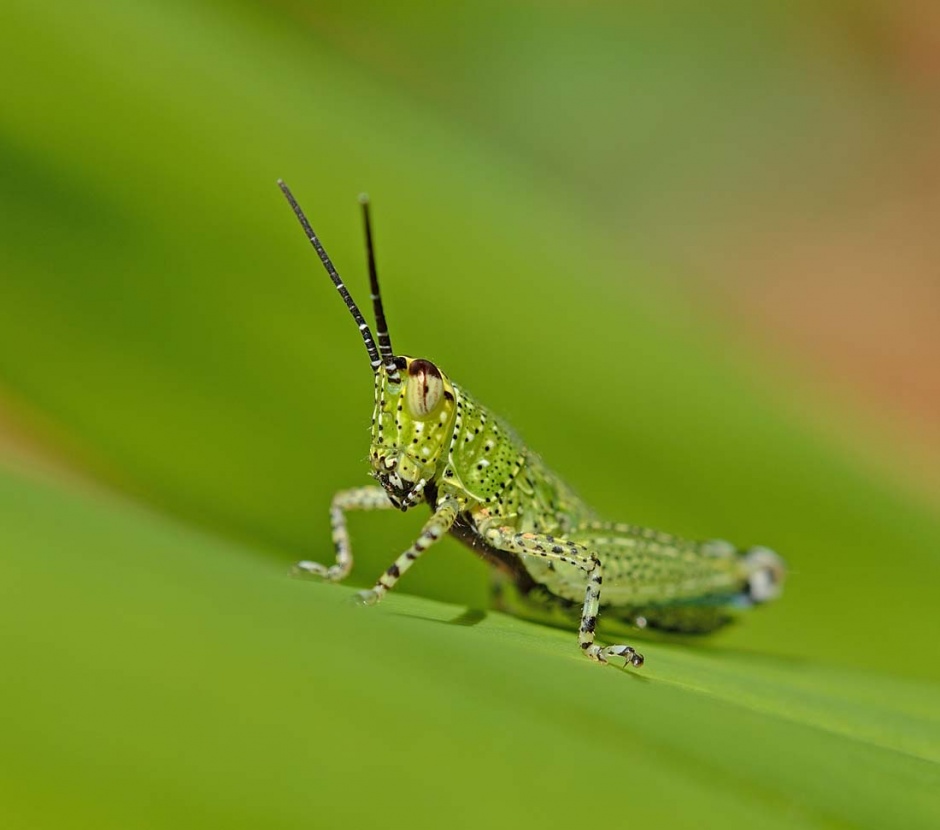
(1, 468), (937, 829)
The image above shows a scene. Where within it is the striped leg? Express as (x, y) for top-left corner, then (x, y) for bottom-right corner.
(294, 486), (393, 581)
(356, 495), (460, 606)
(484, 528), (644, 668)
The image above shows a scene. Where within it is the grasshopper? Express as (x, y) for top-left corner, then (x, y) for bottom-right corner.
(278, 180), (785, 668)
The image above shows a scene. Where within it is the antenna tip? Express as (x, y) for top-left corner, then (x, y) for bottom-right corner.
(358, 192), (370, 206)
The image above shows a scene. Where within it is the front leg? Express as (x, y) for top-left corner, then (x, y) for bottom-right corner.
(356, 494), (460, 606)
(294, 486), (394, 581)
(484, 527), (644, 668)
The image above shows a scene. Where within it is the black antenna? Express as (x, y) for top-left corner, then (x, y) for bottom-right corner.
(277, 180), (382, 371)
(359, 194), (401, 384)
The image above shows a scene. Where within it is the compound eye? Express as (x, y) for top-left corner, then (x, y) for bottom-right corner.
(405, 358), (444, 418)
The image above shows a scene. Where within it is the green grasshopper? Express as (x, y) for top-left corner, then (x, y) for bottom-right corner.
(278, 180), (785, 668)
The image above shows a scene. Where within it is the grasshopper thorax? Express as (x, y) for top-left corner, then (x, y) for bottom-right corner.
(371, 357), (457, 510)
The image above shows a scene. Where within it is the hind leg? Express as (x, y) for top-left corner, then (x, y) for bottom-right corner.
(483, 527), (644, 668)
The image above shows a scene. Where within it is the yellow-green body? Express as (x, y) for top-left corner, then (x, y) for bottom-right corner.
(371, 359), (783, 635)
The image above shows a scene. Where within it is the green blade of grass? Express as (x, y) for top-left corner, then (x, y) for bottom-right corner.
(1, 467), (938, 829)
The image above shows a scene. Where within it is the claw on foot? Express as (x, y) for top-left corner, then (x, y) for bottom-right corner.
(603, 645), (645, 669)
(621, 648), (644, 668)
(352, 589), (381, 606)
(293, 560), (349, 582)
(292, 560), (327, 579)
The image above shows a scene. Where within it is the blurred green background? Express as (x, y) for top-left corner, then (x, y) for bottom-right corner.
(1, 1), (939, 828)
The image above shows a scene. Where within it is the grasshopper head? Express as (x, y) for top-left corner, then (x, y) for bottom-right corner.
(370, 357), (457, 509)
(278, 182), (456, 510)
